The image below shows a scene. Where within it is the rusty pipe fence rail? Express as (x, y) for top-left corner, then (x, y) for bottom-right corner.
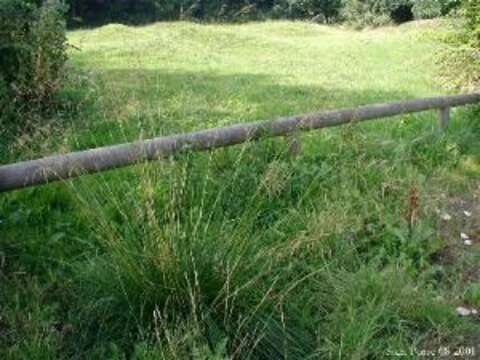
(1, 93), (479, 193)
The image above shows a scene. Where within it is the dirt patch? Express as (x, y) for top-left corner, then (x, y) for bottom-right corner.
(434, 184), (480, 283)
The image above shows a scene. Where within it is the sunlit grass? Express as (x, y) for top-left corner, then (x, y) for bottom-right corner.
(62, 21), (443, 149)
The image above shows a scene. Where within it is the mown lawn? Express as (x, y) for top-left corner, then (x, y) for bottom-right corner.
(1, 21), (479, 359)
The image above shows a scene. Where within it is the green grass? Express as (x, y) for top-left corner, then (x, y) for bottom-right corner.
(1, 20), (480, 359)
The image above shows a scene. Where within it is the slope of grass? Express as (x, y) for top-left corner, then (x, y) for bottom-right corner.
(1, 20), (479, 359)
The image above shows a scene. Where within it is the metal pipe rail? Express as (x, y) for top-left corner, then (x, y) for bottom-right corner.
(1, 93), (479, 193)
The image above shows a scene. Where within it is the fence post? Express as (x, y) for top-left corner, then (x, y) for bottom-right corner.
(438, 107), (450, 130)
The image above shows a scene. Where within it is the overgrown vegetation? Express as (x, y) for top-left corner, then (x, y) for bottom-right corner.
(464, 0), (480, 47)
(438, 0), (480, 90)
(64, 0), (459, 26)
(0, 0), (68, 129)
(341, 0), (412, 28)
(1, 19), (479, 358)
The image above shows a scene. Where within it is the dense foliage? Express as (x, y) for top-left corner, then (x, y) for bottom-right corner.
(438, 0), (480, 89)
(411, 0), (459, 19)
(0, 0), (68, 100)
(341, 0), (414, 27)
(64, 0), (457, 26)
(0, 0), (68, 115)
(464, 0), (480, 46)
(413, 0), (444, 18)
(462, 0), (480, 85)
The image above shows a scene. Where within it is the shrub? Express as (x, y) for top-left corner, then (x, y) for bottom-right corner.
(464, 0), (480, 46)
(438, 0), (480, 90)
(342, 0), (413, 28)
(461, 0), (480, 86)
(441, 0), (463, 14)
(413, 0), (442, 18)
(411, 0), (461, 20)
(0, 0), (68, 106)
(273, 0), (342, 21)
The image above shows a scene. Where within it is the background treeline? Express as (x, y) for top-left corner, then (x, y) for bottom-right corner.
(65, 0), (461, 27)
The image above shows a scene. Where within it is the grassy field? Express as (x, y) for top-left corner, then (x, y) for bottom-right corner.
(1, 21), (480, 359)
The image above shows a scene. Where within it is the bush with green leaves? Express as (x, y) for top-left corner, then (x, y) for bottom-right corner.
(412, 0), (459, 19)
(0, 0), (68, 106)
(462, 0), (480, 86)
(341, 0), (458, 28)
(438, 0), (480, 90)
(464, 0), (480, 46)
(441, 0), (462, 14)
(270, 0), (342, 21)
(341, 0), (414, 27)
(412, 0), (442, 18)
